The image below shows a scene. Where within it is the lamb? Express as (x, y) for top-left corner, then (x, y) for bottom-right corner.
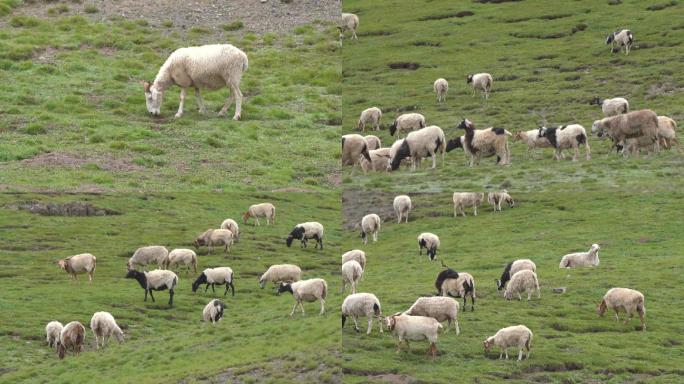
(192, 267), (235, 296)
(456, 119), (511, 166)
(417, 232), (440, 261)
(125, 269), (178, 306)
(657, 116), (678, 149)
(487, 190), (514, 212)
(623, 134), (661, 156)
(140, 44), (248, 120)
(393, 195), (412, 224)
(286, 222), (324, 249)
(90, 312), (124, 349)
(389, 125), (446, 171)
(606, 29), (634, 55)
(165, 248), (198, 274)
(503, 270), (540, 301)
(597, 288), (646, 330)
(403, 296), (460, 335)
(340, 13), (359, 41)
(243, 203), (276, 226)
(341, 250), (367, 270)
(435, 264), (476, 311)
(220, 218), (240, 241)
(538, 124), (591, 161)
(592, 109), (659, 156)
(202, 299), (226, 324)
(453, 192), (484, 217)
(385, 314), (443, 360)
(513, 129), (554, 157)
(483, 325), (533, 361)
(57, 253), (97, 284)
(45, 321), (63, 350)
(277, 278), (328, 316)
(389, 113), (427, 137)
(341, 293), (382, 334)
(360, 148), (391, 172)
(433, 78), (448, 102)
(590, 97), (629, 117)
(194, 229), (234, 254)
(364, 135), (382, 150)
(259, 264), (301, 288)
(466, 73), (493, 99)
(496, 259), (536, 291)
(127, 246), (168, 271)
(341, 260), (363, 294)
(559, 244), (600, 268)
(57, 321), (86, 359)
(358, 107), (382, 132)
(342, 134), (372, 174)
(360, 213), (381, 244)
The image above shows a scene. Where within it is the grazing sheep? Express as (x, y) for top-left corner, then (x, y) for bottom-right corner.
(220, 218), (240, 241)
(342, 134), (372, 174)
(341, 293), (382, 334)
(404, 296), (460, 335)
(45, 321), (63, 350)
(389, 113), (427, 137)
(360, 148), (391, 172)
(590, 97), (629, 117)
(194, 229), (234, 254)
(483, 325), (533, 361)
(393, 195), (412, 224)
(496, 259), (536, 291)
(364, 135), (382, 150)
(389, 125), (446, 171)
(657, 116), (678, 149)
(503, 270), (540, 301)
(597, 288), (646, 330)
(125, 269), (178, 306)
(513, 129), (554, 157)
(487, 190), (514, 212)
(417, 232), (440, 261)
(340, 13), (359, 41)
(192, 267), (235, 296)
(58, 321), (86, 359)
(259, 264), (301, 288)
(387, 139), (413, 170)
(435, 263), (476, 311)
(467, 73), (493, 99)
(341, 250), (367, 270)
(358, 107), (382, 131)
(286, 222), (324, 249)
(559, 244), (600, 268)
(127, 246), (168, 271)
(606, 29), (633, 55)
(278, 278), (328, 316)
(455, 119), (511, 166)
(90, 312), (124, 349)
(141, 44), (248, 120)
(341, 260), (363, 294)
(592, 109), (659, 156)
(360, 214), (381, 244)
(165, 249), (198, 274)
(538, 124), (591, 161)
(385, 314), (442, 360)
(453, 192), (484, 217)
(243, 203), (276, 226)
(433, 78), (448, 102)
(57, 253), (97, 284)
(202, 299), (226, 324)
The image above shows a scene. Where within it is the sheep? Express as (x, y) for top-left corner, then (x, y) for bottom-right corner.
(456, 119), (511, 166)
(125, 269), (178, 306)
(487, 190), (514, 212)
(657, 116), (678, 149)
(389, 113), (426, 137)
(417, 232), (440, 261)
(340, 13), (359, 41)
(466, 73), (493, 99)
(58, 321), (86, 359)
(341, 260), (363, 294)
(453, 192), (484, 217)
(403, 296), (460, 335)
(559, 244), (600, 268)
(57, 253), (97, 284)
(483, 325), (533, 361)
(503, 270), (540, 301)
(90, 312), (124, 349)
(127, 246), (168, 271)
(45, 321), (63, 350)
(192, 267), (235, 296)
(538, 124), (591, 161)
(389, 125), (446, 171)
(341, 293), (382, 334)
(364, 135), (382, 150)
(590, 97), (629, 117)
(496, 259), (536, 291)
(202, 299), (226, 324)
(360, 148), (391, 172)
(243, 203), (276, 226)
(435, 263), (476, 311)
(385, 314), (442, 360)
(259, 264), (301, 288)
(277, 278), (328, 316)
(393, 195), (412, 224)
(358, 107), (382, 132)
(342, 134), (372, 174)
(220, 218), (240, 241)
(433, 78), (448, 102)
(592, 109), (659, 156)
(341, 250), (367, 270)
(386, 139), (413, 170)
(360, 213), (381, 244)
(140, 44), (248, 120)
(597, 288), (646, 330)
(513, 129), (554, 157)
(606, 29), (633, 55)
(194, 229), (234, 254)
(286, 222), (324, 249)
(165, 248), (198, 274)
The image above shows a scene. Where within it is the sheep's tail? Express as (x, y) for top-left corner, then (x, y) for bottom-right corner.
(321, 281), (328, 300)
(361, 143), (371, 162)
(525, 332), (532, 351)
(242, 55), (249, 72)
(373, 302), (381, 316)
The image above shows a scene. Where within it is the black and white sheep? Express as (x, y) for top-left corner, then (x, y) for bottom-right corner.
(454, 119), (511, 166)
(606, 29), (633, 55)
(597, 288), (646, 330)
(559, 244), (600, 268)
(417, 232), (440, 261)
(286, 222), (324, 249)
(487, 190), (514, 212)
(466, 73), (493, 99)
(483, 325), (533, 361)
(192, 267), (235, 296)
(393, 195), (412, 224)
(538, 124), (591, 161)
(360, 213), (381, 244)
(57, 253), (97, 284)
(203, 299), (226, 324)
(433, 78), (448, 102)
(453, 192), (484, 217)
(90, 311), (124, 349)
(503, 270), (540, 301)
(389, 113), (426, 137)
(389, 125), (446, 171)
(259, 264), (302, 288)
(590, 97), (629, 117)
(278, 278), (328, 316)
(243, 203), (276, 226)
(358, 107), (382, 131)
(385, 314), (442, 360)
(125, 269), (178, 306)
(435, 263), (476, 311)
(496, 259), (536, 291)
(341, 293), (382, 334)
(360, 147), (391, 172)
(403, 296), (460, 335)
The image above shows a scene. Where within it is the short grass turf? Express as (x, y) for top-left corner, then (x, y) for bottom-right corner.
(0, 192), (342, 383)
(340, 191), (684, 383)
(341, 0), (684, 193)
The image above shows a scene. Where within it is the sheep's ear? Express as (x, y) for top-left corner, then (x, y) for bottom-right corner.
(140, 80), (151, 93)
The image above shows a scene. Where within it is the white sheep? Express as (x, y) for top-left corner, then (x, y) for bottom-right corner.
(657, 116), (678, 149)
(453, 192), (484, 217)
(487, 190), (514, 212)
(127, 246), (168, 271)
(45, 321), (63, 350)
(340, 13), (359, 41)
(358, 107), (382, 131)
(165, 248), (198, 274)
(590, 97), (629, 117)
(403, 296), (460, 335)
(194, 229), (234, 254)
(192, 267), (235, 296)
(243, 203), (276, 226)
(57, 253), (97, 284)
(538, 124), (591, 161)
(360, 148), (391, 172)
(503, 270), (540, 301)
(606, 29), (633, 55)
(455, 119), (511, 166)
(203, 299), (226, 324)
(342, 134), (372, 174)
(559, 244), (600, 268)
(341, 250), (367, 270)
(597, 288), (646, 330)
(435, 266), (476, 311)
(286, 222), (324, 249)
(259, 264), (302, 288)
(483, 325), (533, 361)
(341, 293), (383, 334)
(90, 311), (124, 349)
(389, 125), (446, 171)
(360, 213), (381, 244)
(278, 278), (328, 316)
(513, 129), (554, 157)
(393, 195), (412, 224)
(467, 73), (493, 99)
(125, 269), (178, 306)
(389, 113), (427, 137)
(58, 321), (86, 359)
(385, 314), (442, 360)
(417, 232), (440, 261)
(496, 259), (536, 291)
(220, 218), (240, 241)
(433, 78), (448, 102)
(341, 260), (363, 294)
(141, 44), (248, 120)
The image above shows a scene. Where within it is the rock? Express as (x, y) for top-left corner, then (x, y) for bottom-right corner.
(553, 287), (567, 294)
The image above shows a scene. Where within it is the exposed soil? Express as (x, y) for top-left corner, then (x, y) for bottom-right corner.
(8, 200), (120, 216)
(20, 152), (143, 173)
(342, 189), (397, 230)
(367, 373), (417, 383)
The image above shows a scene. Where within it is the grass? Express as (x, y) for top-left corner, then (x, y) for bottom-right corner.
(0, 191), (341, 383)
(341, 0), (684, 193)
(340, 190), (684, 383)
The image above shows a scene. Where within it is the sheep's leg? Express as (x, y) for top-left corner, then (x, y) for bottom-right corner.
(405, 212), (409, 223)
(518, 348), (523, 361)
(175, 88), (187, 118)
(319, 298), (326, 315)
(499, 349), (503, 359)
(232, 84), (243, 121)
(218, 88), (235, 117)
(573, 145), (579, 162)
(300, 301), (306, 315)
(88, 272), (93, 285)
(148, 289), (155, 302)
(211, 283), (216, 293)
(505, 348), (509, 360)
(396, 339), (403, 354)
(527, 291), (532, 301)
(473, 206), (478, 216)
(194, 88), (206, 114)
(614, 309), (619, 322)
(290, 302), (298, 317)
(431, 151), (436, 169)
(144, 289), (148, 302)
(365, 316), (373, 334)
(638, 310), (645, 330)
(455, 318), (460, 335)
(351, 316), (359, 332)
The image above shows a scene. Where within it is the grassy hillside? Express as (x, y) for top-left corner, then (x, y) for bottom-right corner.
(0, 192), (341, 383)
(340, 190), (684, 383)
(341, 0), (684, 193)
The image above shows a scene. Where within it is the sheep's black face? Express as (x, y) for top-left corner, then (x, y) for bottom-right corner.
(389, 122), (397, 136)
(605, 34), (614, 44)
(457, 119), (472, 130)
(125, 269), (138, 279)
(445, 137), (463, 152)
(286, 236), (294, 247)
(466, 74), (473, 83)
(277, 283), (292, 295)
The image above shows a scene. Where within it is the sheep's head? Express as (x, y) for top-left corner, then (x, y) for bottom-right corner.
(277, 282), (292, 295)
(445, 137), (463, 152)
(242, 212), (251, 224)
(512, 131), (524, 141)
(389, 140), (409, 171)
(286, 235), (294, 247)
(384, 314), (400, 331)
(605, 33), (615, 45)
(388, 120), (397, 136)
(258, 277), (266, 289)
(596, 300), (607, 316)
(591, 244), (601, 252)
(141, 80), (163, 116)
(466, 74), (473, 84)
(57, 259), (67, 270)
(114, 328), (125, 343)
(503, 290), (513, 300)
(457, 118), (474, 130)
(590, 96), (603, 106)
(495, 279), (503, 291)
(483, 338), (494, 353)
(194, 236), (206, 249)
(192, 273), (207, 292)
(592, 120), (607, 137)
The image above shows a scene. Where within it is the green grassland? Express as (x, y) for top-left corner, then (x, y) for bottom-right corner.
(0, 11), (340, 192)
(0, 192), (342, 383)
(341, 0), (684, 193)
(340, 190), (684, 383)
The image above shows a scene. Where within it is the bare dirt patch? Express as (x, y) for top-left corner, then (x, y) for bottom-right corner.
(342, 189), (397, 230)
(8, 200), (120, 216)
(21, 152), (143, 172)
(388, 62), (420, 70)
(367, 373), (417, 383)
